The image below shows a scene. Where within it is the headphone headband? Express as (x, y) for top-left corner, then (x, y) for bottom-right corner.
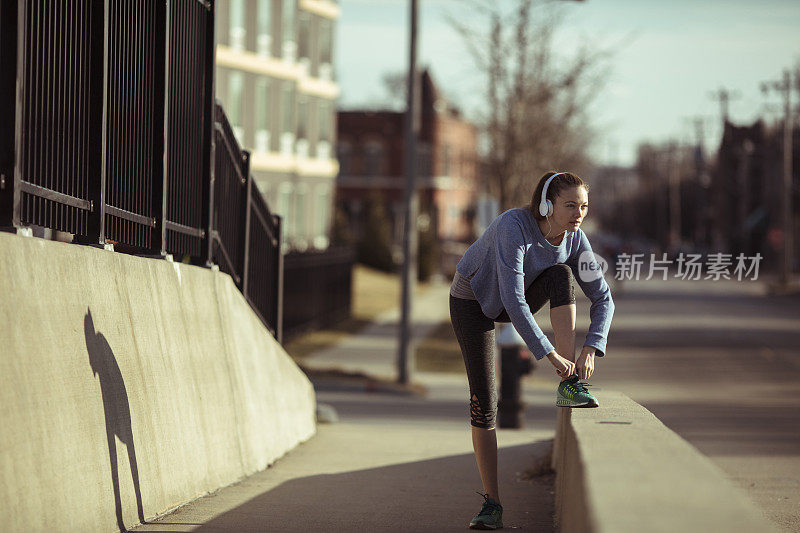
(539, 172), (564, 217)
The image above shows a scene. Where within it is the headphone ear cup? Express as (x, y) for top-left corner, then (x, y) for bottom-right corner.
(539, 202), (548, 217)
(546, 200), (553, 217)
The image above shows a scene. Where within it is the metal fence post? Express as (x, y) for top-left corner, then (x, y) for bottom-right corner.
(152, 0), (170, 256)
(240, 151), (252, 293)
(202, 1), (216, 267)
(0, 0), (19, 227)
(274, 214), (284, 344)
(86, 0), (109, 244)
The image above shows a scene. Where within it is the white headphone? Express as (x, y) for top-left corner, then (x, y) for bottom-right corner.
(539, 172), (564, 217)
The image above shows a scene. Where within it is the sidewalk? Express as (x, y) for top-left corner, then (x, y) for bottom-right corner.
(132, 281), (559, 532)
(299, 282), (454, 381)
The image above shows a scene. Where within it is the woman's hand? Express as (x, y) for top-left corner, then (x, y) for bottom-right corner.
(575, 346), (596, 380)
(546, 351), (575, 378)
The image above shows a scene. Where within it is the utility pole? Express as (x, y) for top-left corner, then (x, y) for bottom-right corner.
(692, 117), (706, 157)
(398, 0), (419, 385)
(668, 143), (681, 252)
(736, 141), (753, 254)
(762, 70), (795, 287)
(694, 117), (715, 246)
(693, 118), (708, 248)
(709, 89), (738, 253)
(680, 116), (712, 247)
(710, 87), (739, 124)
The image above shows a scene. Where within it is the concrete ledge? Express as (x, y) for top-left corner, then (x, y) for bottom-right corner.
(552, 389), (778, 533)
(0, 232), (316, 532)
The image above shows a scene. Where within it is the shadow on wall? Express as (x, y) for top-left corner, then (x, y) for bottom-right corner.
(84, 309), (146, 532)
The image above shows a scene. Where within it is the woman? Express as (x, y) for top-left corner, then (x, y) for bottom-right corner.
(450, 171), (614, 529)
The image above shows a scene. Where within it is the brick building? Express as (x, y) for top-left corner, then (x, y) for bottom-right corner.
(335, 70), (479, 274)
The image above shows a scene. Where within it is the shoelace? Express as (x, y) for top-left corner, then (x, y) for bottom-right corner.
(475, 492), (502, 515)
(564, 375), (592, 389)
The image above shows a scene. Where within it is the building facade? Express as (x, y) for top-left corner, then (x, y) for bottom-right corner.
(215, 0), (339, 251)
(336, 71), (479, 274)
(713, 119), (800, 272)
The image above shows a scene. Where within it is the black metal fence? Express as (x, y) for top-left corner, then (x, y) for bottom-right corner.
(0, 0), (283, 341)
(211, 102), (284, 340)
(246, 180), (284, 337)
(166, 0), (214, 259)
(282, 247), (355, 341)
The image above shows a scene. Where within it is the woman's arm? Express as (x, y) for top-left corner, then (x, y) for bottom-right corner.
(494, 217), (555, 360)
(575, 345), (596, 380)
(566, 229), (615, 358)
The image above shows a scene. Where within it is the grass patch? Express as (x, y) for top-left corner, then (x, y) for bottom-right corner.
(351, 264), (405, 320)
(284, 263), (432, 359)
(282, 318), (371, 359)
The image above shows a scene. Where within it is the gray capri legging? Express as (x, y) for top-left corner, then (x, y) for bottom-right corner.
(449, 264), (576, 429)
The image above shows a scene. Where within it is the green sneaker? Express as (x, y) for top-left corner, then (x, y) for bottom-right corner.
(469, 492), (503, 530)
(556, 375), (598, 408)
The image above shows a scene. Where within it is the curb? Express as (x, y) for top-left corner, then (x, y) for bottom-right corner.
(553, 389), (779, 533)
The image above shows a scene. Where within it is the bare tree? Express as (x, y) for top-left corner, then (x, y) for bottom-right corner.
(447, 0), (612, 210)
(380, 71), (408, 112)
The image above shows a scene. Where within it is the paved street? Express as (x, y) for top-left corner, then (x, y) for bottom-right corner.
(558, 276), (800, 532)
(134, 283), (558, 532)
(132, 376), (558, 532)
(133, 274), (800, 532)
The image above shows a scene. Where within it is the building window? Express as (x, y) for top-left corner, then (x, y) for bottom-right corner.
(296, 96), (309, 158)
(294, 183), (308, 248)
(280, 82), (295, 156)
(255, 77), (270, 153)
(391, 203), (404, 245)
(417, 142), (432, 177)
(257, 0), (272, 57)
(318, 100), (331, 159)
(337, 141), (351, 174)
(229, 0), (246, 51)
(314, 187), (330, 249)
(282, 0), (296, 62)
(442, 144), (452, 176)
(364, 141), (384, 176)
(228, 71), (244, 145)
(319, 18), (333, 81)
(297, 11), (311, 75)
(278, 182), (293, 240)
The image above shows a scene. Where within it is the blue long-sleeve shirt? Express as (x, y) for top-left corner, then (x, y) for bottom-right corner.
(455, 208), (615, 360)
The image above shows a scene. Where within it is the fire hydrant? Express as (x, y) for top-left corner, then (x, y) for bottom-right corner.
(496, 324), (535, 428)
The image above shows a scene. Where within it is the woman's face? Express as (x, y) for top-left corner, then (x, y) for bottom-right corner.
(551, 186), (589, 233)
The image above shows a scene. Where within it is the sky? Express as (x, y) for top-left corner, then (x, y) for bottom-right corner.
(335, 0), (800, 166)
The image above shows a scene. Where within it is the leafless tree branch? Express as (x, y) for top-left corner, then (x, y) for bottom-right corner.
(448, 0), (615, 209)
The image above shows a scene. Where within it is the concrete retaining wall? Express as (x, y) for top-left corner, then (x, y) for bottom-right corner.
(553, 390), (777, 533)
(0, 232), (316, 532)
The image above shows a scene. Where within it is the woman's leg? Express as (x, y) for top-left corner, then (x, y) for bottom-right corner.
(449, 265), (577, 502)
(524, 264), (578, 378)
(450, 295), (501, 503)
(551, 303), (577, 377)
(471, 426), (499, 501)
